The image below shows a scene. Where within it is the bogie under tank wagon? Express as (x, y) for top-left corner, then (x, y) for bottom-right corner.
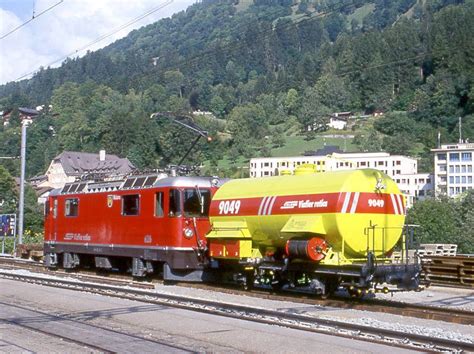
(44, 167), (422, 296)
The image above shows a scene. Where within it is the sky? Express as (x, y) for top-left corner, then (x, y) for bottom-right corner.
(0, 0), (196, 85)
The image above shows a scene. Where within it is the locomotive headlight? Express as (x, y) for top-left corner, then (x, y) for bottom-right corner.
(183, 228), (194, 239)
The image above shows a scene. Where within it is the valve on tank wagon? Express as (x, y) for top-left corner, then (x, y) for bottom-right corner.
(285, 237), (328, 262)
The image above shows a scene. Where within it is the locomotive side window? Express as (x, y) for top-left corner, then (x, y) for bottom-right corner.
(65, 198), (79, 217)
(44, 200), (50, 216)
(53, 199), (58, 218)
(155, 192), (164, 217)
(184, 189), (211, 217)
(169, 189), (182, 217)
(122, 194), (140, 216)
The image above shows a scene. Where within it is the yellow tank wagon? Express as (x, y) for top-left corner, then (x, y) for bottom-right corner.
(206, 167), (421, 296)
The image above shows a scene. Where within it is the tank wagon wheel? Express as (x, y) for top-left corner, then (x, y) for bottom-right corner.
(347, 287), (366, 299)
(320, 277), (341, 299)
(242, 271), (255, 291)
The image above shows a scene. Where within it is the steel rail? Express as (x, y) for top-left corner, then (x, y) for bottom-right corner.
(0, 256), (473, 325)
(0, 300), (192, 353)
(1, 270), (473, 353)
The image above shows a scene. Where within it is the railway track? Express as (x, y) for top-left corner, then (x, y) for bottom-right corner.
(0, 268), (473, 352)
(1, 256), (472, 326)
(0, 300), (191, 353)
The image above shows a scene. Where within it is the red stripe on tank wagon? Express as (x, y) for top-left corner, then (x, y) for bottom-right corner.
(210, 192), (404, 216)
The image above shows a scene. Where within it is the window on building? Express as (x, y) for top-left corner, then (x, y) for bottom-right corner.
(396, 170), (401, 174)
(440, 176), (447, 182)
(468, 166), (473, 173)
(122, 195), (139, 216)
(450, 153), (460, 162)
(183, 188), (211, 217)
(264, 162), (269, 167)
(439, 165), (447, 172)
(462, 176), (467, 184)
(468, 176), (473, 184)
(449, 187), (454, 196)
(155, 192), (164, 217)
(360, 161), (367, 166)
(461, 152), (472, 161)
(455, 166), (460, 173)
(427, 178), (431, 184)
(438, 153), (447, 161)
(449, 166), (454, 173)
(456, 176), (460, 184)
(449, 176), (454, 184)
(419, 190), (425, 196)
(396, 160), (401, 165)
(456, 187), (460, 193)
(263, 171), (269, 176)
(378, 161), (384, 166)
(65, 198), (79, 217)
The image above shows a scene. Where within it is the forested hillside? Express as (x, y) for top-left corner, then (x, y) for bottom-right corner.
(0, 0), (473, 178)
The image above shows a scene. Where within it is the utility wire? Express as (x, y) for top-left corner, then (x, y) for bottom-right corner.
(14, 0), (173, 81)
(0, 0), (64, 40)
(157, 1), (426, 85)
(14, 0), (346, 82)
(336, 54), (427, 78)
(165, 0), (423, 84)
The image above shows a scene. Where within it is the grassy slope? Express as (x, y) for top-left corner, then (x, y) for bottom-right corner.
(346, 3), (375, 28)
(208, 133), (358, 171)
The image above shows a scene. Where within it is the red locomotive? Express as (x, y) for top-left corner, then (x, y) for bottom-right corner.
(44, 174), (221, 279)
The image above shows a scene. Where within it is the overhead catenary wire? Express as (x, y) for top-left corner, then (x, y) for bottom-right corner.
(14, 0), (174, 81)
(0, 0), (64, 40)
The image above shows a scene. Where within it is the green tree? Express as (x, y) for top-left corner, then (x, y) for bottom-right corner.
(406, 197), (459, 247)
(0, 165), (17, 214)
(284, 88), (299, 115)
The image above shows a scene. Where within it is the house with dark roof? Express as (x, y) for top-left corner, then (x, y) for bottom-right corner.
(45, 150), (135, 188)
(1, 107), (40, 126)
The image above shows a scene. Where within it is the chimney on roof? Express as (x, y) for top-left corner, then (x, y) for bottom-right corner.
(99, 150), (106, 161)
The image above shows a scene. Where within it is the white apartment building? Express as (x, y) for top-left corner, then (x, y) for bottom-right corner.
(432, 143), (474, 197)
(250, 152), (417, 178)
(394, 173), (433, 207)
(249, 152), (432, 207)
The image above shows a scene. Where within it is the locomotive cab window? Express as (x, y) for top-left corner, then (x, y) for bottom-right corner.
(155, 192), (164, 217)
(65, 198), (79, 217)
(122, 194), (140, 216)
(169, 189), (182, 217)
(183, 188), (211, 217)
